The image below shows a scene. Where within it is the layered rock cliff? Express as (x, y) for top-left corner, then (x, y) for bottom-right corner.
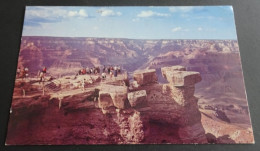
(6, 66), (207, 144)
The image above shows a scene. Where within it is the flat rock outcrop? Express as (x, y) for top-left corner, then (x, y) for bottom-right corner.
(162, 66), (201, 87)
(161, 65), (186, 78)
(99, 84), (128, 110)
(133, 69), (157, 86)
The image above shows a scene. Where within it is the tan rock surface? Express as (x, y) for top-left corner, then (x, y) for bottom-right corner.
(99, 84), (128, 109)
(128, 90), (147, 107)
(164, 71), (201, 86)
(161, 65), (186, 78)
(133, 69), (157, 86)
(98, 91), (114, 109)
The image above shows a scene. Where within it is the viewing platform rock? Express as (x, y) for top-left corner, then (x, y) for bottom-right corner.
(8, 66), (207, 144)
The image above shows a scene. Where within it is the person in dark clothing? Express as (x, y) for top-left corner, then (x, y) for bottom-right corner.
(108, 66), (110, 74)
(103, 65), (106, 73)
(114, 69), (118, 77)
(118, 66), (121, 73)
(39, 67), (47, 83)
(97, 67), (100, 73)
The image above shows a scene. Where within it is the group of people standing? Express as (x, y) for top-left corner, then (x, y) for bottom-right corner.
(101, 65), (121, 79)
(16, 66), (47, 83)
(17, 64), (122, 83)
(77, 66), (101, 75)
(76, 65), (121, 80)
(16, 67), (29, 79)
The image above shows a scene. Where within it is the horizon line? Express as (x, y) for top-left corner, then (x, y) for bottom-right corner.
(21, 35), (237, 41)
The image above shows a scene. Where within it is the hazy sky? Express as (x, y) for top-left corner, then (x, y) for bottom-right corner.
(23, 6), (237, 40)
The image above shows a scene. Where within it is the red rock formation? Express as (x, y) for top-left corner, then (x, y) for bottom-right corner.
(131, 66), (207, 143)
(6, 66), (207, 144)
(11, 37), (252, 144)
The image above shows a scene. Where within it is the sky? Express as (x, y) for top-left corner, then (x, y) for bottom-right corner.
(22, 6), (237, 40)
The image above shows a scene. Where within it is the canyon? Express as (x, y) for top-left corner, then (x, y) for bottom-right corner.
(5, 37), (254, 144)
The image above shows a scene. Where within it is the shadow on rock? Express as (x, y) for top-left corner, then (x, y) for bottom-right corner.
(206, 133), (236, 144)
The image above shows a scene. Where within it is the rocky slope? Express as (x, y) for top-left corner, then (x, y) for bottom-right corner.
(6, 66), (207, 144)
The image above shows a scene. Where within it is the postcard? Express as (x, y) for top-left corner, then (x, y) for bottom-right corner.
(5, 6), (254, 145)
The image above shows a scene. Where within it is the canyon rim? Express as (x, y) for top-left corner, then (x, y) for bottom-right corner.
(5, 6), (254, 145)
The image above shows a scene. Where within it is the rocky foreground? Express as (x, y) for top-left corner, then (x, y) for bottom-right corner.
(6, 66), (211, 145)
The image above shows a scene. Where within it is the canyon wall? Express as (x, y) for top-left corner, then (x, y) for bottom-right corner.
(8, 37), (253, 144)
(6, 66), (207, 144)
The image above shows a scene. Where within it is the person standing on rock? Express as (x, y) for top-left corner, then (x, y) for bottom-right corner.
(86, 67), (90, 74)
(118, 65), (121, 74)
(97, 66), (100, 74)
(102, 65), (106, 73)
(39, 71), (44, 83)
(20, 68), (26, 80)
(94, 67), (98, 74)
(42, 66), (47, 74)
(104, 66), (108, 73)
(107, 66), (110, 74)
(82, 68), (86, 75)
(114, 67), (118, 78)
(110, 69), (113, 79)
(17, 67), (21, 78)
(24, 67), (29, 80)
(102, 72), (106, 80)
(39, 67), (47, 83)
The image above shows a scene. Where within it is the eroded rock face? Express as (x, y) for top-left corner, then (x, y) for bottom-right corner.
(161, 66), (202, 106)
(134, 65), (207, 143)
(116, 109), (144, 143)
(133, 69), (157, 86)
(99, 85), (128, 109)
(168, 85), (196, 106)
(127, 90), (147, 108)
(6, 65), (207, 144)
(99, 91), (114, 109)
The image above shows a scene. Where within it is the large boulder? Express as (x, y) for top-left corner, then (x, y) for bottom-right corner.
(133, 69), (157, 86)
(161, 65), (186, 79)
(128, 90), (147, 107)
(111, 91), (128, 109)
(99, 84), (128, 109)
(164, 71), (201, 86)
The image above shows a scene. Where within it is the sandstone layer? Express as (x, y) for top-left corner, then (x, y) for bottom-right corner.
(6, 66), (207, 144)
